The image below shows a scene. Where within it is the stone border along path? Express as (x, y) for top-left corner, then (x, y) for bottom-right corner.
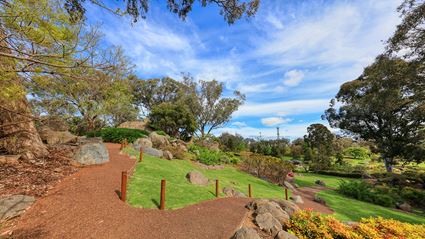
(9, 143), (251, 239)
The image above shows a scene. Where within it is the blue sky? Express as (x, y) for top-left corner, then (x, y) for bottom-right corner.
(86, 0), (402, 140)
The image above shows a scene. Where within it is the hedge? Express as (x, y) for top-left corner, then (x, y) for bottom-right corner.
(86, 128), (148, 143)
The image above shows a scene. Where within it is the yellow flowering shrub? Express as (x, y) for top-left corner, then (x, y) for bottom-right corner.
(286, 210), (425, 239)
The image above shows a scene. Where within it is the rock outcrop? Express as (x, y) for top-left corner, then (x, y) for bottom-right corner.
(232, 227), (261, 239)
(38, 126), (77, 145)
(149, 132), (169, 148)
(235, 199), (299, 239)
(223, 187), (246, 197)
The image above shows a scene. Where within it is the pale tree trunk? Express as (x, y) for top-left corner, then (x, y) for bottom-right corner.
(0, 27), (48, 160)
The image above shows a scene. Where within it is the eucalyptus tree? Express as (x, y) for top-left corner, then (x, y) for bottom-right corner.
(325, 56), (425, 172)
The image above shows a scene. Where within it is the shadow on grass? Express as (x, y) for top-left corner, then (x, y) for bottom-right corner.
(151, 199), (160, 208)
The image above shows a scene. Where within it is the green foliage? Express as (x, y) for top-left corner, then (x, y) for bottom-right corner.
(325, 56), (425, 171)
(344, 147), (371, 160)
(304, 124), (334, 170)
(65, 0), (260, 24)
(218, 132), (246, 152)
(335, 180), (425, 208)
(148, 102), (196, 140)
(86, 128), (147, 143)
(249, 139), (290, 158)
(189, 144), (225, 165)
(155, 130), (167, 136)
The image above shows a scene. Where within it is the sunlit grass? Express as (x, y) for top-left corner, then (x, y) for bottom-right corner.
(294, 172), (359, 189)
(318, 190), (425, 224)
(124, 148), (289, 209)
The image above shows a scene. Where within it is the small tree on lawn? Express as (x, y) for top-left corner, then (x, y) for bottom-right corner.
(304, 123), (334, 171)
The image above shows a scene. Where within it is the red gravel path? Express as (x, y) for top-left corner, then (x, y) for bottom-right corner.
(10, 143), (250, 239)
(294, 187), (334, 214)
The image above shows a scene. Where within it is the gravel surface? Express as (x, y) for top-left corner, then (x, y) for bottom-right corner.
(9, 143), (250, 239)
(295, 186), (334, 214)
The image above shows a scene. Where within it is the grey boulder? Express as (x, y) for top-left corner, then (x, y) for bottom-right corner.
(255, 201), (290, 225)
(143, 147), (164, 158)
(255, 212), (282, 234)
(186, 171), (209, 186)
(223, 187), (246, 197)
(276, 230), (299, 239)
(271, 199), (301, 217)
(73, 141), (109, 165)
(232, 227), (261, 239)
(0, 195), (35, 221)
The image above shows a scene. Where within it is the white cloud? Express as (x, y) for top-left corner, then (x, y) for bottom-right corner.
(235, 99), (330, 117)
(283, 70), (304, 86)
(266, 14), (284, 29)
(252, 1), (401, 68)
(261, 117), (291, 126)
(231, 121), (247, 128)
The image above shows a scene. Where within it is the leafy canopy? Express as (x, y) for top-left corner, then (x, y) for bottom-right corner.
(325, 56), (425, 170)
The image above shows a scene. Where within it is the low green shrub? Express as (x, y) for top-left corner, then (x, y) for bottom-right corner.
(315, 170), (363, 179)
(86, 128), (148, 143)
(188, 144), (228, 165)
(337, 180), (425, 208)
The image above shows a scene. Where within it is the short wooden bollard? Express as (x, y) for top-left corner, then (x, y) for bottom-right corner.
(139, 148), (143, 162)
(284, 188), (288, 200)
(248, 184), (252, 198)
(215, 179), (219, 198)
(160, 179), (166, 210)
(121, 171), (128, 201)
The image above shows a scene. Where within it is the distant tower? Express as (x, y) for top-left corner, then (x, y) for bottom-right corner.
(259, 132), (262, 140)
(277, 127), (280, 140)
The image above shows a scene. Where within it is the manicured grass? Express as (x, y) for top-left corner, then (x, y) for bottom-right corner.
(318, 190), (425, 224)
(294, 173), (359, 189)
(124, 148), (288, 209)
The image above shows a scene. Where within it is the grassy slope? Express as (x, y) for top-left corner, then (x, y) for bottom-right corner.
(294, 172), (359, 189)
(125, 148), (288, 209)
(318, 190), (425, 224)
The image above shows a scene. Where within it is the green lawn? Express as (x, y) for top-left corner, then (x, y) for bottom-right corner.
(318, 190), (425, 224)
(294, 172), (359, 189)
(124, 148), (288, 209)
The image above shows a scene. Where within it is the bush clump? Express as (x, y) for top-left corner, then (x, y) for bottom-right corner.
(287, 210), (425, 239)
(188, 145), (222, 165)
(240, 152), (294, 185)
(86, 128), (148, 143)
(337, 180), (425, 209)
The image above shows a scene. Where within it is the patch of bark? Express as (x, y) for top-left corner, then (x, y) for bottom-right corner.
(0, 145), (78, 198)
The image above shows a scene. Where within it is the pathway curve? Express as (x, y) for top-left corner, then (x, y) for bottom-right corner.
(294, 186), (334, 214)
(11, 143), (250, 239)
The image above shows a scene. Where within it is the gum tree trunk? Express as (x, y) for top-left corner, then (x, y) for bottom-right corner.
(0, 27), (48, 160)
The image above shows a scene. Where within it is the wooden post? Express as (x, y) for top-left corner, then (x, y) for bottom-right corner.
(139, 148), (143, 162)
(285, 188), (288, 200)
(160, 179), (166, 210)
(121, 171), (127, 202)
(248, 184), (252, 198)
(215, 179), (219, 198)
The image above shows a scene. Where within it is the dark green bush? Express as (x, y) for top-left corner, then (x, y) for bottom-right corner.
(337, 181), (417, 208)
(86, 128), (148, 143)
